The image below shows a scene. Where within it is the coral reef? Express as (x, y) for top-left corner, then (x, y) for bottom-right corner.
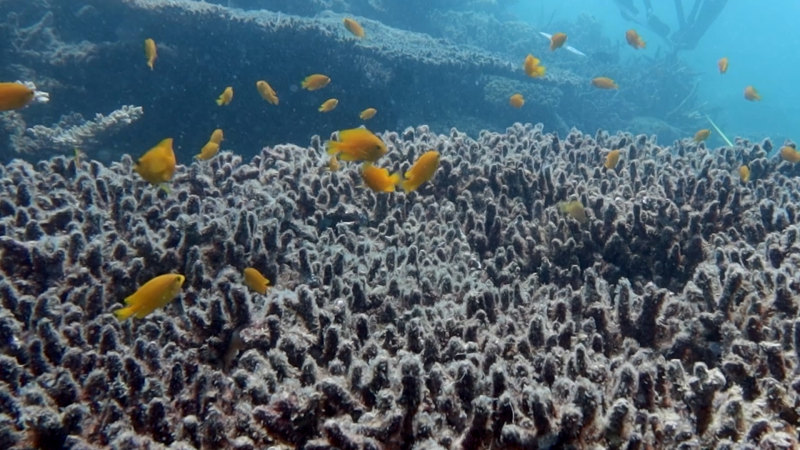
(0, 122), (798, 447)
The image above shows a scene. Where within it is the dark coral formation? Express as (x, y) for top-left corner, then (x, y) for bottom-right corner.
(1, 123), (799, 448)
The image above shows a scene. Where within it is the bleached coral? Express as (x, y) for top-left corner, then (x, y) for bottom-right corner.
(9, 105), (143, 155)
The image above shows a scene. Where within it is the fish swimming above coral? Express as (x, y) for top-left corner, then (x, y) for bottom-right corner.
(343, 18), (365, 38)
(538, 32), (586, 56)
(625, 29), (646, 49)
(592, 77), (618, 89)
(744, 85), (761, 101)
(361, 163), (400, 192)
(604, 149), (621, 169)
(115, 273), (185, 320)
(509, 93), (524, 108)
(359, 107), (377, 120)
(693, 129), (711, 142)
(144, 38), (157, 70)
(243, 267), (270, 295)
(256, 80), (278, 105)
(216, 86), (234, 106)
(302, 74), (331, 91)
(134, 138), (177, 186)
(326, 127), (387, 162)
(718, 57), (729, 74)
(319, 98), (339, 113)
(0, 81), (49, 111)
(523, 54), (546, 78)
(402, 150), (440, 193)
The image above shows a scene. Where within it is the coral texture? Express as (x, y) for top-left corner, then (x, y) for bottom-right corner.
(0, 123), (798, 448)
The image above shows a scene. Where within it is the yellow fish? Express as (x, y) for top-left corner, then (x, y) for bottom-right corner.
(718, 57), (728, 74)
(509, 93), (524, 108)
(301, 74), (331, 91)
(144, 38), (157, 70)
(319, 98), (339, 112)
(693, 129), (711, 142)
(134, 138), (177, 185)
(625, 29), (646, 49)
(738, 165), (750, 182)
(359, 107), (377, 120)
(114, 273), (185, 320)
(196, 141), (219, 160)
(604, 149), (621, 169)
(559, 200), (588, 224)
(327, 156), (341, 172)
(744, 85), (761, 101)
(243, 267), (270, 295)
(209, 128), (224, 144)
(550, 32), (567, 51)
(361, 163), (400, 192)
(402, 150), (440, 193)
(326, 127), (387, 162)
(524, 54), (546, 78)
(780, 146), (800, 163)
(216, 86), (234, 106)
(343, 18), (365, 38)
(256, 80), (278, 105)
(592, 77), (618, 89)
(0, 82), (35, 111)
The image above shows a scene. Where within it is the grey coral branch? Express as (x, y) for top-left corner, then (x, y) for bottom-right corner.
(10, 105), (143, 155)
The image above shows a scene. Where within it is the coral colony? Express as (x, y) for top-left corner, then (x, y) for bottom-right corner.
(1, 122), (799, 448)
(0, 0), (799, 449)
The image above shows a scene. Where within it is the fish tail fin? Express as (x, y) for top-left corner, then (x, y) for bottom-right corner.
(114, 305), (136, 321)
(215, 98), (224, 106)
(401, 179), (415, 193)
(158, 183), (171, 194)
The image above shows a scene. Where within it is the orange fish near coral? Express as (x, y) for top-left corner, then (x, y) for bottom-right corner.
(134, 138), (177, 185)
(256, 80), (279, 105)
(592, 77), (618, 89)
(302, 74), (331, 91)
(718, 57), (728, 74)
(550, 32), (567, 51)
(144, 38), (157, 70)
(243, 267), (270, 295)
(216, 86), (233, 106)
(625, 29), (646, 49)
(343, 18), (365, 38)
(361, 163), (400, 192)
(0, 82), (35, 111)
(319, 98), (339, 112)
(326, 127), (387, 162)
(209, 129), (224, 144)
(509, 93), (524, 108)
(693, 129), (711, 142)
(559, 200), (588, 224)
(744, 86), (761, 101)
(604, 149), (621, 169)
(196, 141), (219, 161)
(402, 150), (440, 193)
(524, 54), (546, 78)
(359, 107), (377, 120)
(780, 146), (800, 163)
(738, 165), (750, 182)
(114, 273), (185, 320)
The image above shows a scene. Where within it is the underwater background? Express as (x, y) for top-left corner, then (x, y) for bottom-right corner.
(2, 0), (800, 448)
